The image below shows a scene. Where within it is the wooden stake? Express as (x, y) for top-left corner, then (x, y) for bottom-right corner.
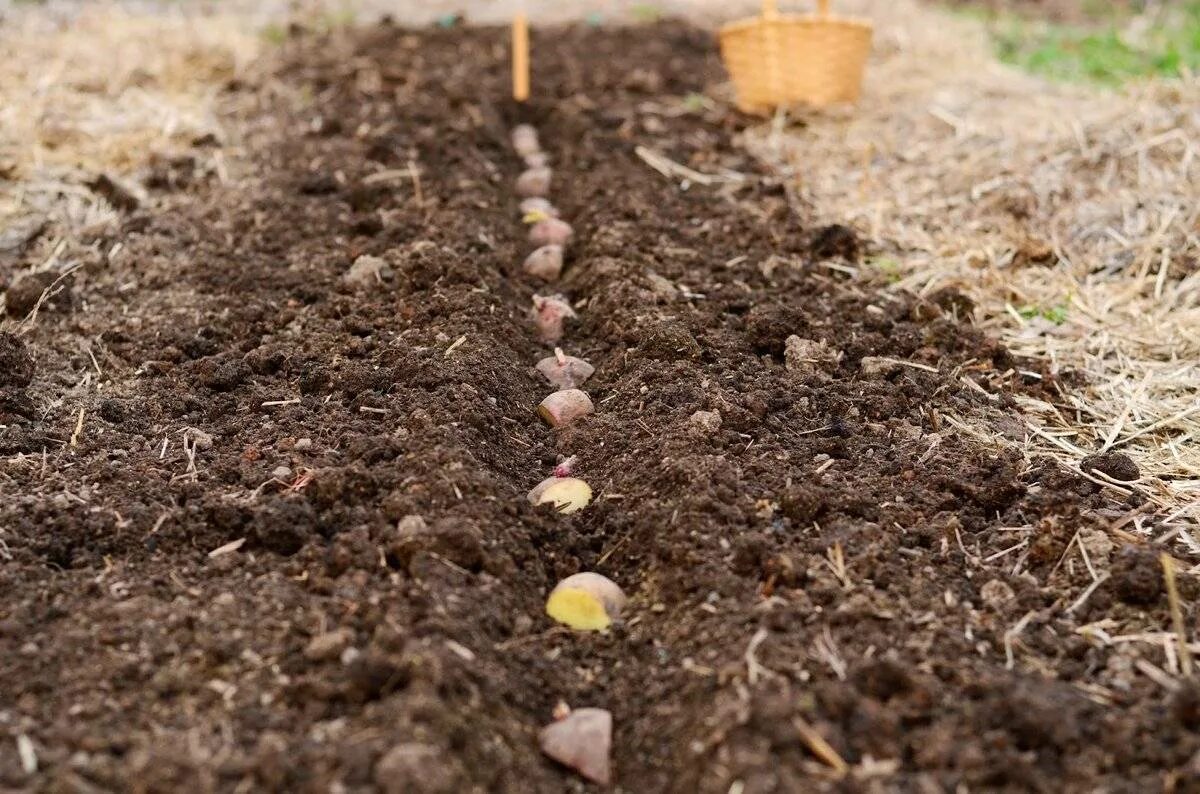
(512, 12), (530, 102)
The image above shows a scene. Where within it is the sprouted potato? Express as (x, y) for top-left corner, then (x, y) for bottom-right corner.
(546, 572), (627, 630)
(535, 348), (595, 389)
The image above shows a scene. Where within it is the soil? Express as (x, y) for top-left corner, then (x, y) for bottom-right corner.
(1, 20), (1196, 794)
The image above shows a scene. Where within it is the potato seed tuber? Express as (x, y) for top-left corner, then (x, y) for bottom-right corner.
(511, 124), (540, 157)
(539, 707), (613, 785)
(516, 167), (552, 198)
(527, 476), (592, 514)
(531, 294), (576, 343)
(538, 389), (594, 427)
(529, 217), (573, 247)
(524, 151), (550, 168)
(523, 245), (564, 282)
(519, 197), (559, 218)
(536, 349), (595, 389)
(546, 572), (627, 631)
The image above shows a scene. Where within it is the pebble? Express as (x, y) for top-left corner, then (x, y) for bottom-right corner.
(343, 254), (392, 288)
(979, 579), (1015, 609)
(688, 410), (722, 435)
(271, 465), (293, 481)
(295, 437), (313, 451)
(785, 335), (839, 373)
(304, 628), (352, 662)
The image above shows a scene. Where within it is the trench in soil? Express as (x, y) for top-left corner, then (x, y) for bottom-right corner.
(2, 20), (1196, 794)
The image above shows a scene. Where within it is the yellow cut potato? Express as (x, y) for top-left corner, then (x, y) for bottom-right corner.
(546, 572), (627, 631)
(529, 476), (592, 514)
(519, 197), (559, 218)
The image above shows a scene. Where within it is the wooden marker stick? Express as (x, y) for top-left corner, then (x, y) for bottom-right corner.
(513, 12), (530, 102)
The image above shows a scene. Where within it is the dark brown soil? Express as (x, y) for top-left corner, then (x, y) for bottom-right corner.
(1, 21), (1195, 794)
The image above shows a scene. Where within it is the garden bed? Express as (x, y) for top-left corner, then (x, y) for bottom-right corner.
(1, 20), (1195, 792)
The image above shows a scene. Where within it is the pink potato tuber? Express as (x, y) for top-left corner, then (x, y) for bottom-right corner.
(523, 245), (564, 282)
(538, 389), (594, 427)
(539, 708), (612, 785)
(539, 707), (613, 785)
(516, 167), (552, 198)
(511, 124), (540, 157)
(529, 217), (573, 248)
(524, 151), (550, 168)
(536, 348), (595, 389)
(520, 197), (559, 218)
(531, 294), (576, 343)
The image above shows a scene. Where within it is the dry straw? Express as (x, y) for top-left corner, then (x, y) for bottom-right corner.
(744, 0), (1200, 548)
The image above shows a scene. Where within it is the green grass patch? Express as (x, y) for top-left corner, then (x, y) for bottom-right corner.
(1017, 303), (1070, 325)
(977, 2), (1200, 84)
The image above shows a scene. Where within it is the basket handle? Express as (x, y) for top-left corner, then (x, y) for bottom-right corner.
(762, 0), (833, 15)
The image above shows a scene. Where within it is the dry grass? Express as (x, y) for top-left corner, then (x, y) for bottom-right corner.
(743, 0), (1200, 547)
(0, 3), (261, 231)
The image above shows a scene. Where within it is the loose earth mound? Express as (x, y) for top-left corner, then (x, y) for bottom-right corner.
(1, 20), (1195, 793)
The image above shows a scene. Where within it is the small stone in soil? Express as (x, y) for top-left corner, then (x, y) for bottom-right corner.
(539, 707), (613, 785)
(295, 437), (313, 450)
(785, 335), (839, 373)
(979, 579), (1015, 610)
(304, 627), (353, 661)
(688, 410), (722, 435)
(374, 742), (461, 794)
(859, 356), (901, 378)
(343, 254), (392, 288)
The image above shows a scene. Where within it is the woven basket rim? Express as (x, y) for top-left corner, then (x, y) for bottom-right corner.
(719, 15), (873, 37)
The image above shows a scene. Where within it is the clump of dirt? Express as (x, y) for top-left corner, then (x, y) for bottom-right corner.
(0, 20), (1191, 793)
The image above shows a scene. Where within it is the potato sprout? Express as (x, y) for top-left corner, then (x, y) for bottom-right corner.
(546, 572), (627, 631)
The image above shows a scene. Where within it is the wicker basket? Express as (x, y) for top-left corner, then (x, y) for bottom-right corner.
(718, 0), (872, 114)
